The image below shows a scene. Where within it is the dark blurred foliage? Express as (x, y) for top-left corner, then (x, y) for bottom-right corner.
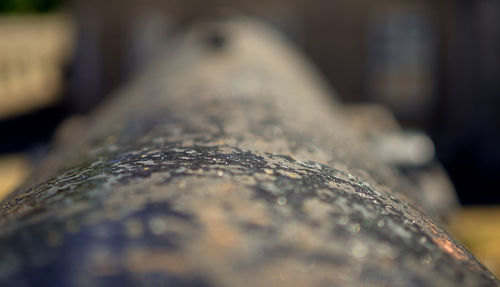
(0, 106), (66, 153)
(0, 0), (62, 13)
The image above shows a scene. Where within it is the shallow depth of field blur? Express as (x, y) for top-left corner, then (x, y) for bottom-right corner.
(0, 0), (499, 276)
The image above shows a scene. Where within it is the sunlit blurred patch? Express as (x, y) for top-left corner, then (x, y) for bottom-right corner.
(449, 206), (500, 277)
(0, 153), (30, 201)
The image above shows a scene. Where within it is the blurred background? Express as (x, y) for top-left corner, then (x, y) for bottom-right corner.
(0, 0), (499, 276)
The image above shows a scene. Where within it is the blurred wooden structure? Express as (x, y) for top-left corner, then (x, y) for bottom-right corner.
(0, 13), (73, 120)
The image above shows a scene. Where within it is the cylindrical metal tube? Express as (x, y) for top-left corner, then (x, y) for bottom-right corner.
(0, 18), (497, 287)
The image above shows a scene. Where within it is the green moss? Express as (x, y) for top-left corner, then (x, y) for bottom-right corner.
(0, 0), (62, 14)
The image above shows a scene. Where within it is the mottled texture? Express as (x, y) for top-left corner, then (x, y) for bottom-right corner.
(0, 18), (498, 286)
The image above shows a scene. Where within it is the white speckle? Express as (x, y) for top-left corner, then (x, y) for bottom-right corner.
(386, 219), (412, 240)
(178, 180), (187, 189)
(348, 223), (361, 233)
(261, 182), (280, 194)
(149, 217), (168, 235)
(377, 219), (385, 227)
(276, 196), (287, 206)
(349, 240), (368, 258)
(263, 169), (273, 175)
(352, 203), (376, 220)
(421, 254), (432, 265)
(338, 216), (349, 225)
(175, 167), (187, 173)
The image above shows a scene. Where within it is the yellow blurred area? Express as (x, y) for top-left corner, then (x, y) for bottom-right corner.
(0, 154), (31, 201)
(449, 206), (500, 277)
(0, 13), (74, 120)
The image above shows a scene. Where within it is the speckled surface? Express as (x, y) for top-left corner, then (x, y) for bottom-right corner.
(0, 18), (498, 286)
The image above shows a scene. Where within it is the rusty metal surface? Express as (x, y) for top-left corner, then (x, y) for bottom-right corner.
(0, 18), (498, 286)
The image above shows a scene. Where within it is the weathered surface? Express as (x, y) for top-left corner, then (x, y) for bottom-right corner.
(0, 18), (498, 286)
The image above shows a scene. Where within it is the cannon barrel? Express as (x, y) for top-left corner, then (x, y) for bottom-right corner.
(0, 18), (498, 286)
